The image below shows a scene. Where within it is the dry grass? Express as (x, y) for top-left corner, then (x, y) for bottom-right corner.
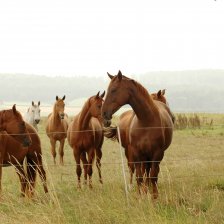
(0, 114), (224, 223)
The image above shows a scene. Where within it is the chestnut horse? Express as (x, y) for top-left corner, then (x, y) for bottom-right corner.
(67, 91), (105, 188)
(104, 89), (174, 186)
(0, 105), (32, 192)
(102, 71), (174, 198)
(46, 96), (68, 165)
(0, 123), (48, 196)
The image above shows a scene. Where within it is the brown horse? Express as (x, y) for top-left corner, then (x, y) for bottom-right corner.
(46, 96), (68, 165)
(0, 105), (32, 193)
(0, 123), (48, 196)
(67, 91), (105, 188)
(104, 89), (173, 186)
(102, 71), (174, 198)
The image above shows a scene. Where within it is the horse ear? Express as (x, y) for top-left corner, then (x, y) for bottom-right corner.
(32, 101), (34, 106)
(95, 91), (100, 99)
(100, 90), (105, 98)
(38, 101), (40, 106)
(162, 89), (166, 95)
(62, 95), (66, 100)
(56, 96), (59, 101)
(107, 72), (114, 80)
(117, 70), (122, 81)
(12, 104), (17, 114)
(157, 90), (162, 97)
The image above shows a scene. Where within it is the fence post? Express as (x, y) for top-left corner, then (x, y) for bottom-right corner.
(117, 126), (129, 205)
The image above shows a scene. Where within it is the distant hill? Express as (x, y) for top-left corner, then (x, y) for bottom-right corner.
(0, 70), (224, 112)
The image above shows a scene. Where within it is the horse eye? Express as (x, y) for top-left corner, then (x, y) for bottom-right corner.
(39, 110), (41, 112)
(32, 110), (34, 112)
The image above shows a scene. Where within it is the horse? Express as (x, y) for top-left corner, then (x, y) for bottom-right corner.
(104, 89), (173, 185)
(102, 71), (174, 199)
(67, 91), (105, 188)
(24, 101), (41, 131)
(46, 96), (68, 165)
(0, 123), (48, 196)
(0, 104), (32, 192)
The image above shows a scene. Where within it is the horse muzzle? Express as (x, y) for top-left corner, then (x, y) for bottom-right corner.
(60, 114), (65, 119)
(35, 119), (40, 124)
(103, 119), (112, 127)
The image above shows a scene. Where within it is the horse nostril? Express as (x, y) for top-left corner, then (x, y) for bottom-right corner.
(35, 119), (40, 124)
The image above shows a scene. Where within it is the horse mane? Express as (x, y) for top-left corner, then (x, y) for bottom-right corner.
(124, 76), (154, 104)
(78, 97), (92, 130)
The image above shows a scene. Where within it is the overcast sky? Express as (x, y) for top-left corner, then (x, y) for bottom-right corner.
(0, 0), (223, 77)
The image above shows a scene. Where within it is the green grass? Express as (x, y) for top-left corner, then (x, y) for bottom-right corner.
(0, 114), (224, 223)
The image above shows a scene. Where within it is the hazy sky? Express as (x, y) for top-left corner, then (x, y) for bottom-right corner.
(0, 0), (223, 76)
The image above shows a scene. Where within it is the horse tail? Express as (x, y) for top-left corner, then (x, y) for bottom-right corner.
(103, 126), (118, 141)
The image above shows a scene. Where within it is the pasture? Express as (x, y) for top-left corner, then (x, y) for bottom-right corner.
(0, 114), (224, 224)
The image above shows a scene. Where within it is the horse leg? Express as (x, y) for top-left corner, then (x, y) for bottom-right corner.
(15, 163), (27, 197)
(135, 161), (144, 194)
(127, 145), (134, 187)
(150, 162), (160, 199)
(50, 138), (57, 165)
(80, 152), (88, 185)
(87, 149), (95, 188)
(27, 154), (48, 194)
(150, 152), (164, 199)
(26, 157), (37, 197)
(73, 149), (82, 188)
(59, 139), (65, 165)
(95, 148), (103, 184)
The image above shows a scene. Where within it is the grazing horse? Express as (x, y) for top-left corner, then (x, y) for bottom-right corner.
(46, 96), (68, 165)
(0, 105), (32, 192)
(67, 91), (105, 188)
(0, 123), (48, 196)
(102, 71), (174, 199)
(24, 101), (41, 131)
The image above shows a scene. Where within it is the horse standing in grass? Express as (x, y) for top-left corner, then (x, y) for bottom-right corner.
(104, 89), (174, 186)
(67, 91), (105, 188)
(102, 71), (174, 199)
(0, 105), (32, 192)
(0, 123), (48, 196)
(24, 101), (41, 131)
(46, 96), (68, 165)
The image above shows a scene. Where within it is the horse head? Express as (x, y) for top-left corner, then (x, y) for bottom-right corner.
(0, 105), (32, 147)
(88, 91), (105, 122)
(102, 70), (133, 126)
(30, 101), (41, 124)
(151, 89), (167, 105)
(55, 95), (66, 119)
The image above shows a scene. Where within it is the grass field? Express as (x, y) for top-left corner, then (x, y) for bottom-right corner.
(0, 114), (224, 224)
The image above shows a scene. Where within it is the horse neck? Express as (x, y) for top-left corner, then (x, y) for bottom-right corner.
(78, 100), (92, 130)
(128, 83), (158, 122)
